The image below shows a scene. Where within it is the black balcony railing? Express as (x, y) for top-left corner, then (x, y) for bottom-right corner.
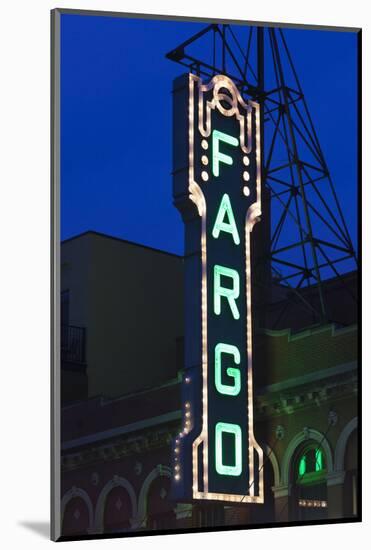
(61, 324), (86, 365)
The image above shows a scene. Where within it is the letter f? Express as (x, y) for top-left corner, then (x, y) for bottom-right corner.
(212, 130), (239, 177)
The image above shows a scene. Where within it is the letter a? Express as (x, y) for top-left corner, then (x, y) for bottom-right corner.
(212, 193), (240, 245)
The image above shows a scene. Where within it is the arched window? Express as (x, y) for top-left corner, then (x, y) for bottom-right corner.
(291, 444), (328, 521)
(103, 486), (132, 533)
(298, 448), (325, 478)
(62, 496), (90, 536)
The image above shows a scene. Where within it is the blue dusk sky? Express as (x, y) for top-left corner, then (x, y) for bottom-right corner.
(60, 14), (358, 256)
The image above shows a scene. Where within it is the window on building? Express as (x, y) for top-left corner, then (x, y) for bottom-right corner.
(292, 445), (328, 521)
(103, 486), (132, 533)
(298, 448), (325, 478)
(62, 496), (90, 536)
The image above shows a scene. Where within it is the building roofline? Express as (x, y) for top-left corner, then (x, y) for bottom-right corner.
(61, 372), (182, 412)
(61, 230), (183, 259)
(62, 410), (182, 451)
(260, 322), (357, 341)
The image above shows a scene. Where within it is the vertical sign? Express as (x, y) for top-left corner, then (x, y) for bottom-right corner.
(172, 73), (263, 503)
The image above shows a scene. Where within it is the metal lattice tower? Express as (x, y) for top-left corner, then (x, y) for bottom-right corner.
(167, 24), (357, 328)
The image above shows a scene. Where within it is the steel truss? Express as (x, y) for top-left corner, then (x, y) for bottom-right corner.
(167, 24), (357, 328)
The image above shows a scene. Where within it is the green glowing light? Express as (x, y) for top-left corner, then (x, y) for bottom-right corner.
(212, 193), (240, 245)
(299, 455), (306, 476)
(212, 130), (239, 177)
(315, 449), (323, 472)
(214, 265), (240, 320)
(298, 449), (324, 476)
(214, 343), (241, 396)
(215, 422), (242, 476)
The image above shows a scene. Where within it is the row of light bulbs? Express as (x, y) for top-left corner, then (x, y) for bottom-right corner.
(173, 394), (193, 482)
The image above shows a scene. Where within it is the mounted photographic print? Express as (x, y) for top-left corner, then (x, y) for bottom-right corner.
(51, 9), (361, 542)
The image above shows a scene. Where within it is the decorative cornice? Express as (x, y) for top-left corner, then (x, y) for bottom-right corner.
(261, 323), (357, 342)
(62, 425), (181, 472)
(256, 368), (357, 419)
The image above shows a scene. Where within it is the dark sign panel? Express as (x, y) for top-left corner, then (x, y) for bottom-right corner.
(172, 73), (264, 503)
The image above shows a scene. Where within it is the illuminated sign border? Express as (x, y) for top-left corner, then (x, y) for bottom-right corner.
(188, 73), (264, 503)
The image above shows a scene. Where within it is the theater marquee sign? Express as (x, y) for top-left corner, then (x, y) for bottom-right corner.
(172, 73), (264, 503)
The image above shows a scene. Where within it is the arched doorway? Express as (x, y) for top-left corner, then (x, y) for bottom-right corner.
(290, 443), (328, 521)
(62, 496), (90, 536)
(147, 475), (176, 530)
(103, 486), (132, 533)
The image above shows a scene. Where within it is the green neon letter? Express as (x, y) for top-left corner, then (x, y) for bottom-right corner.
(215, 343), (241, 396)
(214, 265), (240, 320)
(212, 130), (239, 177)
(212, 193), (240, 245)
(215, 422), (242, 476)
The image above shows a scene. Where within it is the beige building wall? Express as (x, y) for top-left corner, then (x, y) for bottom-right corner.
(61, 232), (184, 398)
